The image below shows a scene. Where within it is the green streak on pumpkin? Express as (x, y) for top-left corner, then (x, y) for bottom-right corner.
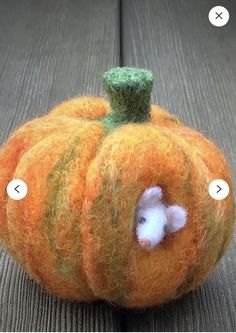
(162, 136), (199, 298)
(164, 135), (223, 299)
(91, 165), (129, 304)
(100, 67), (154, 132)
(44, 135), (85, 285)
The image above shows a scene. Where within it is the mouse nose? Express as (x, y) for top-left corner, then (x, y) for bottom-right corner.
(139, 239), (151, 249)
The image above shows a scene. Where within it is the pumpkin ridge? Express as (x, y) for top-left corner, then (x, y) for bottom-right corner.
(6, 132), (82, 285)
(93, 166), (128, 303)
(0, 115), (92, 246)
(80, 161), (129, 303)
(49, 96), (110, 120)
(169, 135), (228, 297)
(6, 123), (104, 300)
(42, 122), (105, 298)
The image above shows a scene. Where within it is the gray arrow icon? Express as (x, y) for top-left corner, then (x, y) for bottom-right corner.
(216, 185), (222, 193)
(14, 185), (20, 193)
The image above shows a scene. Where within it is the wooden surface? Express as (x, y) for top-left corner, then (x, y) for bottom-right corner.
(0, 0), (122, 331)
(0, 0), (235, 331)
(123, 1), (236, 331)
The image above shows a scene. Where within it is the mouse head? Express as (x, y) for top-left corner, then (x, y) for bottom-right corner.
(136, 186), (187, 250)
(136, 187), (167, 249)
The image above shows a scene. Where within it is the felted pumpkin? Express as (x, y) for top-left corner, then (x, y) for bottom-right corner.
(0, 67), (234, 308)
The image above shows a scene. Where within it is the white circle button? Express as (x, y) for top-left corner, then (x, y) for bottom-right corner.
(209, 179), (229, 200)
(7, 179), (28, 200)
(209, 6), (229, 27)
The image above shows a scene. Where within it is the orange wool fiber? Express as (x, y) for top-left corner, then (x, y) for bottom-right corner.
(49, 96), (110, 120)
(0, 67), (234, 308)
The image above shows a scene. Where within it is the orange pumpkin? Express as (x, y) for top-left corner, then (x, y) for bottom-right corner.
(0, 67), (234, 308)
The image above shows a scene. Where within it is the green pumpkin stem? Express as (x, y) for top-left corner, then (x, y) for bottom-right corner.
(101, 67), (154, 131)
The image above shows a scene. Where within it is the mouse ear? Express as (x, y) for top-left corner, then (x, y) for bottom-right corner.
(166, 205), (187, 233)
(138, 186), (163, 208)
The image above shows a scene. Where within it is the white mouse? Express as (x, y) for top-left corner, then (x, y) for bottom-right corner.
(136, 187), (187, 250)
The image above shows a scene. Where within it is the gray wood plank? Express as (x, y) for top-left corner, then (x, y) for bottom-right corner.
(122, 0), (236, 331)
(0, 0), (121, 331)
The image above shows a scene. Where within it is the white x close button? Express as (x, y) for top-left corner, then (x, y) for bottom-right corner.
(209, 6), (229, 27)
(7, 179), (28, 200)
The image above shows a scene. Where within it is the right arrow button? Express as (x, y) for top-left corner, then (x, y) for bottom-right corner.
(216, 185), (222, 193)
(209, 179), (229, 200)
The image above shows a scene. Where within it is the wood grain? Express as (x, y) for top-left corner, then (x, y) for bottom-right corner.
(0, 0), (120, 145)
(0, 0), (122, 331)
(122, 0), (236, 331)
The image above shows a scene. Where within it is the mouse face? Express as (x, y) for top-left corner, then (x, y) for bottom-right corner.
(136, 205), (168, 249)
(136, 187), (187, 250)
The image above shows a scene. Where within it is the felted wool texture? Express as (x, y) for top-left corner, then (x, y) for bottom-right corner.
(2, 116), (105, 300)
(81, 117), (234, 307)
(0, 68), (234, 308)
(49, 96), (110, 120)
(0, 115), (90, 247)
(101, 67), (154, 131)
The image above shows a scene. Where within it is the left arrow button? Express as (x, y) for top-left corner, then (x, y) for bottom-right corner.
(15, 185), (20, 193)
(7, 179), (28, 200)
